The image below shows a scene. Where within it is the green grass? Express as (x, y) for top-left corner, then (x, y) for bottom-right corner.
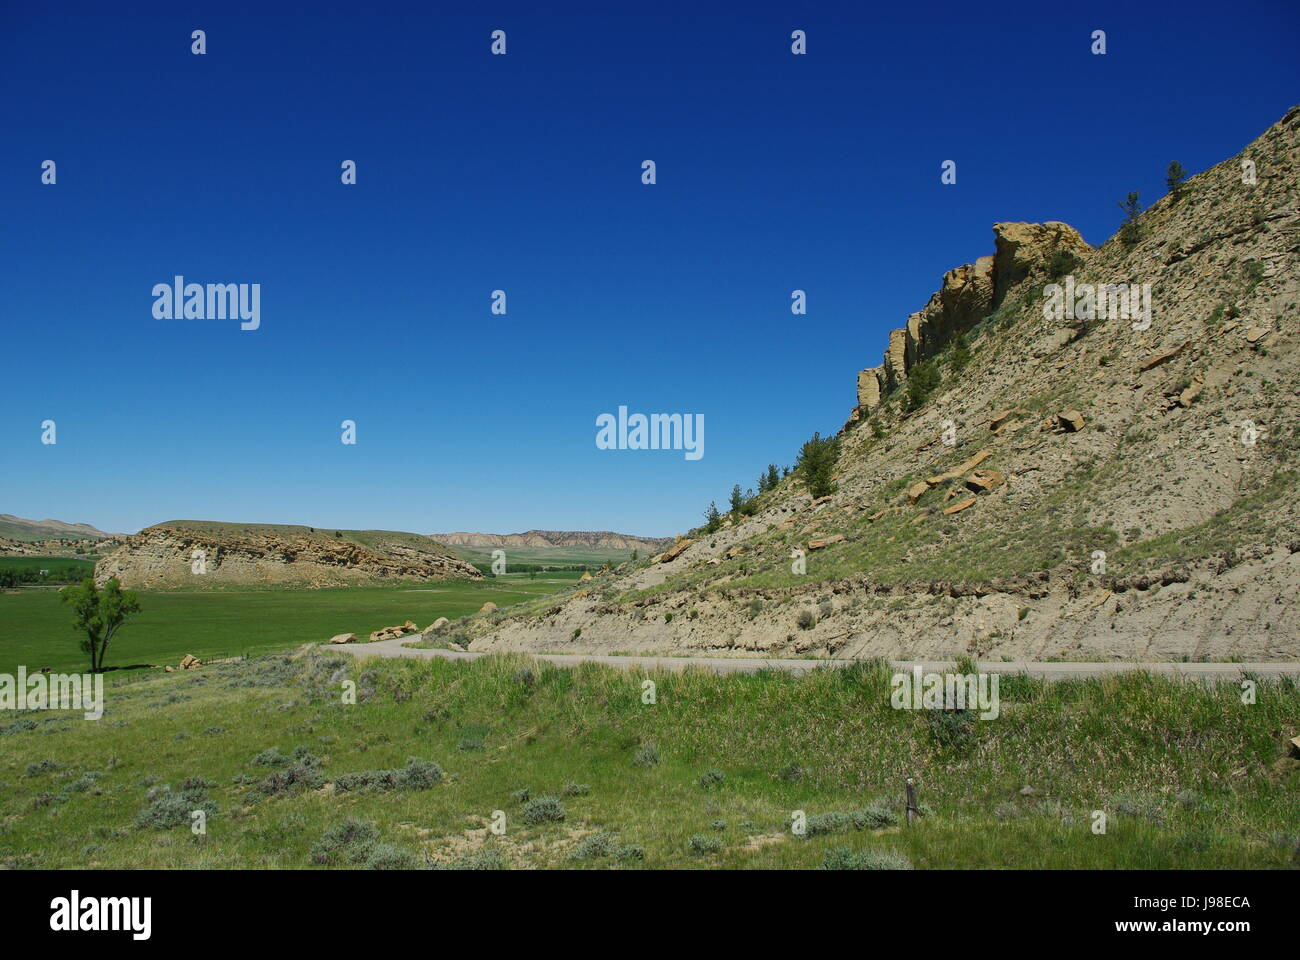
(1, 650), (1296, 869)
(0, 576), (578, 675)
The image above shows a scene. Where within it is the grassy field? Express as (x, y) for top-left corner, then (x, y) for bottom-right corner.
(1, 649), (1296, 869)
(0, 575), (578, 675)
(0, 557), (96, 583)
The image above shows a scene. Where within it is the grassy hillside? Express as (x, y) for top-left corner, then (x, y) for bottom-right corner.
(0, 576), (579, 675)
(157, 521), (438, 553)
(0, 515), (112, 542)
(1, 649), (1296, 869)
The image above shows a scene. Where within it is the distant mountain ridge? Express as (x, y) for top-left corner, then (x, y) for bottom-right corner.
(431, 530), (674, 551)
(0, 514), (116, 541)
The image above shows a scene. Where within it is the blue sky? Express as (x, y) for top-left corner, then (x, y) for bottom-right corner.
(3, 0), (1297, 537)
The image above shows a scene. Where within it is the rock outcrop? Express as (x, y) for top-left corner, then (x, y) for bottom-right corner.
(857, 221), (1092, 410)
(95, 522), (481, 589)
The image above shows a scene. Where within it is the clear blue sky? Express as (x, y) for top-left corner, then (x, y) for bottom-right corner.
(3, 0), (1296, 537)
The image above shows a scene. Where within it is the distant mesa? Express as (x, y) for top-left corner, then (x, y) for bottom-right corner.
(95, 520), (481, 589)
(429, 530), (674, 552)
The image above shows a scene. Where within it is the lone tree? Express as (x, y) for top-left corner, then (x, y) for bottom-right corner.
(62, 576), (142, 673)
(796, 431), (841, 499)
(729, 483), (745, 516)
(703, 501), (722, 533)
(1117, 191), (1143, 246)
(1165, 161), (1188, 201)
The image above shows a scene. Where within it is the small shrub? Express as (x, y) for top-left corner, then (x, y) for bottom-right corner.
(698, 769), (725, 788)
(521, 795), (565, 825)
(821, 846), (913, 870)
(311, 818), (380, 865)
(632, 744), (659, 767)
(688, 834), (723, 854)
(333, 757), (444, 794)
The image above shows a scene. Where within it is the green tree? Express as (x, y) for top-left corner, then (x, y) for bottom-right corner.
(795, 432), (841, 499)
(903, 359), (941, 412)
(729, 484), (745, 516)
(1117, 191), (1143, 246)
(61, 576), (142, 673)
(703, 501), (722, 533)
(630, 549), (638, 562)
(1165, 161), (1188, 201)
(765, 463), (780, 491)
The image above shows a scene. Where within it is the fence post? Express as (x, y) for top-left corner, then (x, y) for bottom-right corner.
(905, 777), (920, 826)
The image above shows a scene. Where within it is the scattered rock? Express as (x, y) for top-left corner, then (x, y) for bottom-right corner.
(328, 633), (357, 644)
(421, 618), (449, 635)
(370, 621), (419, 642)
(1137, 343), (1185, 372)
(179, 654), (201, 670)
(943, 497), (978, 515)
(807, 535), (846, 550)
(477, 603), (498, 615)
(907, 481), (930, 505)
(579, 571), (593, 581)
(1245, 326), (1271, 344)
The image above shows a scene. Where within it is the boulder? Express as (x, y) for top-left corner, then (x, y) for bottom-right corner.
(725, 545), (744, 559)
(478, 602), (498, 614)
(1056, 410), (1086, 432)
(660, 538), (694, 563)
(944, 497), (978, 515)
(421, 618), (449, 635)
(964, 469), (1006, 493)
(907, 481), (931, 505)
(328, 632), (358, 644)
(179, 654), (201, 670)
(1246, 326), (1271, 344)
(579, 571), (593, 581)
(807, 535), (846, 550)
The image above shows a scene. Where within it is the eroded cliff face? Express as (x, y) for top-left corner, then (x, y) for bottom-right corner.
(451, 105), (1300, 663)
(857, 222), (1093, 408)
(95, 524), (481, 588)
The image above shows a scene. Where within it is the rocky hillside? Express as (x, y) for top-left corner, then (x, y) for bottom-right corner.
(430, 530), (674, 552)
(95, 521), (481, 589)
(444, 106), (1300, 663)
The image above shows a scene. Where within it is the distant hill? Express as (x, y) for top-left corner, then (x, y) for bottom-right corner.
(0, 514), (116, 542)
(430, 530), (674, 552)
(96, 521), (480, 588)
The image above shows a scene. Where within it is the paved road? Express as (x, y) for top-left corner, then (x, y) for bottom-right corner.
(326, 636), (1300, 679)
